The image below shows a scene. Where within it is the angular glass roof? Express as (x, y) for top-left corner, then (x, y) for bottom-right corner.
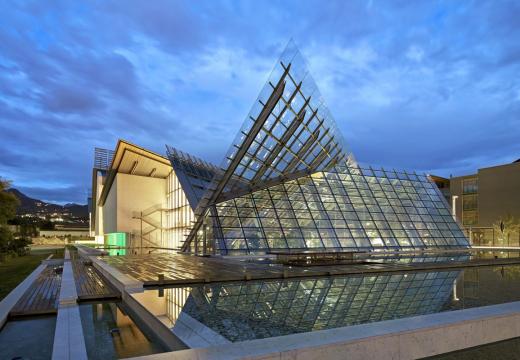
(195, 40), (355, 214)
(182, 41), (357, 251)
(179, 41), (469, 254)
(165, 145), (219, 210)
(189, 164), (469, 255)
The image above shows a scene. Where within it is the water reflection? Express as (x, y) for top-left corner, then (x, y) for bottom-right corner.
(0, 316), (56, 360)
(80, 302), (165, 359)
(135, 264), (520, 343)
(182, 271), (462, 341)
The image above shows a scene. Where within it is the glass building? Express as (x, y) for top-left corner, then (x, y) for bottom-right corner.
(91, 41), (469, 255)
(176, 41), (469, 255)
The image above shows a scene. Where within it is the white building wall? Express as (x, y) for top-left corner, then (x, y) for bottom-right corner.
(95, 173), (105, 237)
(95, 169), (195, 251)
(116, 172), (166, 230)
(103, 176), (118, 233)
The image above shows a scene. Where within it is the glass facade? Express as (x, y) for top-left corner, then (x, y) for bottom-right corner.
(165, 170), (195, 250)
(200, 40), (354, 204)
(462, 178), (479, 226)
(462, 178), (478, 194)
(104, 232), (127, 256)
(172, 41), (470, 255)
(192, 164), (468, 255)
(166, 145), (218, 209)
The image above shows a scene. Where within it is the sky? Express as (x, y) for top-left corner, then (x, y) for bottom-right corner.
(0, 0), (519, 204)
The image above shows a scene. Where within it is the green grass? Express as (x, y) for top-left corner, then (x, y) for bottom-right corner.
(0, 247), (65, 301)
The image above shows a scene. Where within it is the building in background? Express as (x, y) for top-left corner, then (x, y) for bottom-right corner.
(432, 160), (520, 247)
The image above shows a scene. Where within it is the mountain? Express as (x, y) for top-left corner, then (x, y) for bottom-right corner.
(7, 188), (89, 219)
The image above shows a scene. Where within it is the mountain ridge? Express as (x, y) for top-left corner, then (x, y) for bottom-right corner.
(7, 188), (88, 219)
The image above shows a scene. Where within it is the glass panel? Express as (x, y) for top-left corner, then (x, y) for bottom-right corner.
(206, 164), (468, 254)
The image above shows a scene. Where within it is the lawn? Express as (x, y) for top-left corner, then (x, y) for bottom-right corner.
(0, 247), (64, 301)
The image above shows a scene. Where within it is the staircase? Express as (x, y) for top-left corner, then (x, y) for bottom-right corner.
(132, 203), (169, 253)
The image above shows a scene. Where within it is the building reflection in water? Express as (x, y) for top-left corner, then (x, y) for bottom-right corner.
(164, 270), (460, 342)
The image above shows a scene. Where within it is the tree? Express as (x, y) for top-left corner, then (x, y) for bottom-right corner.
(40, 220), (55, 230)
(0, 178), (19, 224)
(0, 178), (20, 256)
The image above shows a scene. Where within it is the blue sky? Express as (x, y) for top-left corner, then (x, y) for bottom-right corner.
(1, 0), (519, 204)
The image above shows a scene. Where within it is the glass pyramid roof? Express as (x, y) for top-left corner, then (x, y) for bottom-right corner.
(188, 163), (469, 255)
(195, 40), (355, 215)
(179, 41), (469, 254)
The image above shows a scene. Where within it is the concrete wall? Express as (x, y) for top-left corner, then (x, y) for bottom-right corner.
(115, 173), (166, 234)
(96, 173), (166, 239)
(125, 300), (520, 360)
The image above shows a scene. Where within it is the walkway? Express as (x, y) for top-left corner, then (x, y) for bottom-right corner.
(10, 265), (61, 317)
(71, 259), (120, 301)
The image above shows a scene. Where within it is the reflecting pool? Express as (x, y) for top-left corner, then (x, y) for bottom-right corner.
(0, 315), (56, 359)
(80, 302), (165, 359)
(133, 264), (520, 343)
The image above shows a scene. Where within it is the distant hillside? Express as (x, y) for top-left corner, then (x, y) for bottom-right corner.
(7, 188), (88, 218)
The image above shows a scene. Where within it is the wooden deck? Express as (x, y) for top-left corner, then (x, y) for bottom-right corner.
(98, 253), (520, 286)
(71, 260), (120, 301)
(10, 265), (61, 317)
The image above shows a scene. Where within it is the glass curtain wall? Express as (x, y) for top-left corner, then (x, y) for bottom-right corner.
(165, 287), (192, 326)
(462, 178), (478, 226)
(165, 170), (195, 250)
(202, 164), (468, 255)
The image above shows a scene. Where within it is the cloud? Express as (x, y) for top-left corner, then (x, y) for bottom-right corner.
(41, 84), (104, 113)
(0, 0), (519, 203)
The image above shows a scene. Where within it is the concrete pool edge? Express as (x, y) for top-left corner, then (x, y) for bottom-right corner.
(86, 253), (143, 292)
(51, 249), (88, 360)
(123, 300), (520, 360)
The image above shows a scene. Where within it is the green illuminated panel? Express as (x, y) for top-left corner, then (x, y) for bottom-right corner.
(104, 232), (126, 256)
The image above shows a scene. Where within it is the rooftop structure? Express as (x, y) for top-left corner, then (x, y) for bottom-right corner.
(180, 41), (468, 255)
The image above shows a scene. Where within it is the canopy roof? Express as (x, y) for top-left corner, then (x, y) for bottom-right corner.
(98, 139), (172, 206)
